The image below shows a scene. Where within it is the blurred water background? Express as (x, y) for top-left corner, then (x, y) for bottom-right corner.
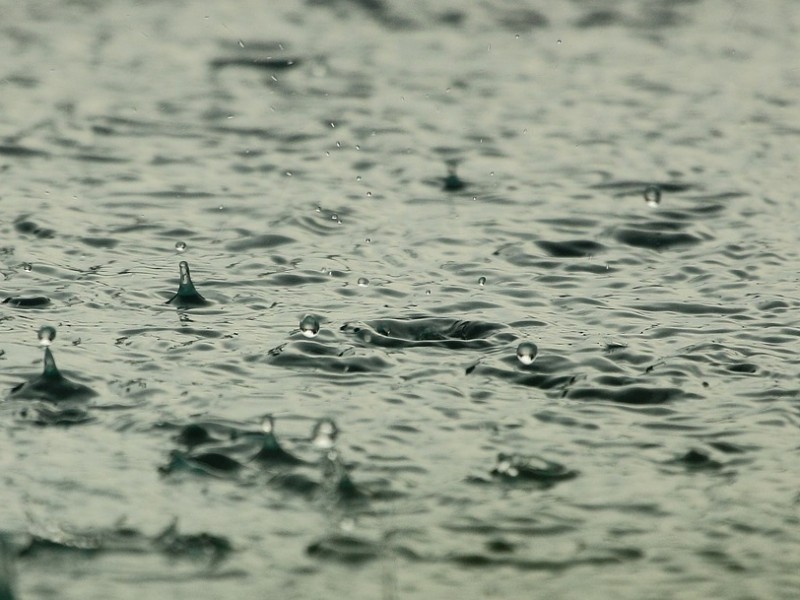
(1, 0), (799, 598)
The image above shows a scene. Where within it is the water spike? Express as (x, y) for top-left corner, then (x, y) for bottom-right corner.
(42, 347), (61, 379)
(442, 161), (465, 191)
(166, 261), (208, 307)
(252, 414), (303, 465)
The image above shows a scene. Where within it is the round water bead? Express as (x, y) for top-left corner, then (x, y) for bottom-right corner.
(261, 414), (275, 434)
(516, 341), (538, 365)
(175, 241), (187, 253)
(37, 325), (56, 347)
(312, 418), (338, 450)
(644, 185), (661, 207)
(357, 277), (369, 287)
(299, 315), (320, 338)
(478, 276), (487, 287)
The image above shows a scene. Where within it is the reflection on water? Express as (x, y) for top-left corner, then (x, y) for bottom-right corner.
(1, 0), (799, 598)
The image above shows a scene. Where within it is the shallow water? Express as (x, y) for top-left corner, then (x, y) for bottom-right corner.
(1, 1), (799, 598)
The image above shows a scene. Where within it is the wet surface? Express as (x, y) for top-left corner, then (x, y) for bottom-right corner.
(1, 1), (800, 598)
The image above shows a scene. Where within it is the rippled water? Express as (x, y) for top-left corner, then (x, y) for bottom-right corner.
(1, 1), (799, 598)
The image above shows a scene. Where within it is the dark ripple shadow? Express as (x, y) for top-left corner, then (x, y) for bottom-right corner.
(341, 316), (517, 350)
(262, 339), (392, 375)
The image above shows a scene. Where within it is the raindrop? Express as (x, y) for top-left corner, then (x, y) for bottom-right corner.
(331, 213), (339, 222)
(515, 34), (520, 39)
(175, 241), (187, 253)
(357, 277), (369, 287)
(365, 237), (371, 244)
(366, 191), (372, 197)
(356, 176), (362, 182)
(312, 418), (338, 450)
(37, 325), (56, 347)
(516, 341), (538, 365)
(644, 185), (661, 207)
(299, 315), (320, 338)
(23, 263), (32, 272)
(238, 40), (245, 48)
(478, 276), (487, 287)
(261, 414), (274, 434)
(557, 39), (562, 44)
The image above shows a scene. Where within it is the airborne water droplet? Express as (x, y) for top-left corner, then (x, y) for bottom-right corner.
(175, 241), (187, 253)
(261, 414), (275, 434)
(357, 277), (369, 287)
(644, 185), (662, 207)
(478, 276), (487, 287)
(299, 315), (320, 338)
(516, 341), (538, 365)
(312, 418), (338, 450)
(23, 263), (32, 272)
(38, 325), (56, 347)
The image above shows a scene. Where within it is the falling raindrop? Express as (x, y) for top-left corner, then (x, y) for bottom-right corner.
(37, 325), (56, 347)
(478, 276), (487, 287)
(357, 277), (369, 287)
(261, 414), (274, 434)
(644, 185), (662, 207)
(299, 315), (321, 338)
(516, 341), (538, 365)
(175, 241), (187, 253)
(22, 263), (32, 272)
(312, 418), (338, 450)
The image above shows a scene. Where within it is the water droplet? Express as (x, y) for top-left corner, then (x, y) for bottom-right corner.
(515, 34), (520, 39)
(23, 263), (32, 272)
(365, 237), (371, 244)
(37, 325), (56, 347)
(478, 276), (487, 287)
(175, 241), (187, 253)
(312, 418), (338, 450)
(299, 315), (320, 338)
(356, 175), (362, 182)
(285, 171), (293, 177)
(366, 191), (372, 197)
(238, 39), (245, 48)
(331, 213), (339, 222)
(425, 289), (431, 295)
(516, 342), (538, 365)
(557, 39), (562, 44)
(357, 277), (369, 287)
(261, 414), (275, 434)
(644, 185), (661, 207)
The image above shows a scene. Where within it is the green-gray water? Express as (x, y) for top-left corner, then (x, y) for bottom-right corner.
(1, 1), (799, 598)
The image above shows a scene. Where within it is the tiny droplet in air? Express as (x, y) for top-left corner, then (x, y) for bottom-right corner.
(299, 315), (321, 338)
(37, 325), (56, 347)
(644, 185), (661, 207)
(357, 277), (369, 287)
(311, 418), (338, 450)
(175, 241), (187, 253)
(516, 342), (538, 365)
